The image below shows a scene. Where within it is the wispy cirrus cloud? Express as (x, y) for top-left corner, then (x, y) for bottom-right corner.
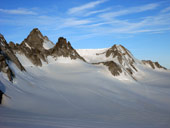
(68, 0), (107, 15)
(84, 8), (110, 16)
(161, 6), (170, 13)
(100, 3), (159, 19)
(62, 18), (92, 27)
(0, 8), (37, 15)
(0, 1), (170, 41)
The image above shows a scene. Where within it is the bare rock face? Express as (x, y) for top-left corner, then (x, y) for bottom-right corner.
(0, 34), (25, 81)
(0, 53), (14, 81)
(106, 45), (135, 65)
(12, 28), (49, 66)
(142, 60), (167, 70)
(100, 61), (122, 76)
(0, 34), (25, 71)
(9, 41), (16, 49)
(10, 29), (85, 66)
(23, 28), (44, 50)
(50, 37), (86, 61)
(100, 44), (137, 76)
(93, 44), (140, 79)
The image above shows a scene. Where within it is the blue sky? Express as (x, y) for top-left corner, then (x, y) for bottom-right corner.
(0, 0), (170, 68)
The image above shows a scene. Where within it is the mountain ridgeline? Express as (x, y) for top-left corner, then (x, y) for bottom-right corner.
(0, 28), (167, 81)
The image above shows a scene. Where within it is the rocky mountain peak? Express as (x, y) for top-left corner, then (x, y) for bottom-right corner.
(8, 29), (85, 67)
(9, 41), (16, 49)
(50, 37), (85, 61)
(0, 34), (8, 47)
(93, 44), (137, 79)
(22, 28), (44, 50)
(12, 28), (53, 66)
(105, 44), (136, 69)
(29, 28), (43, 38)
(58, 37), (67, 44)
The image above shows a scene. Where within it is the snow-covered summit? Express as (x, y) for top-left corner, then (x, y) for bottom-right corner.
(77, 44), (167, 80)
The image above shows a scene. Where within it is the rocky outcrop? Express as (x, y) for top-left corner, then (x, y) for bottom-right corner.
(22, 28), (44, 50)
(142, 60), (167, 70)
(0, 34), (25, 71)
(49, 37), (86, 61)
(0, 53), (14, 81)
(96, 61), (122, 76)
(11, 28), (50, 66)
(0, 34), (26, 81)
(0, 29), (86, 81)
(94, 44), (138, 78)
(106, 45), (135, 65)
(12, 29), (86, 66)
(104, 45), (137, 74)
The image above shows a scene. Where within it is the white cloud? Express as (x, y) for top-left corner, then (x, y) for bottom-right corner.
(0, 2), (170, 39)
(100, 3), (159, 19)
(161, 7), (170, 13)
(62, 18), (92, 27)
(0, 8), (37, 15)
(68, 0), (107, 15)
(84, 8), (110, 16)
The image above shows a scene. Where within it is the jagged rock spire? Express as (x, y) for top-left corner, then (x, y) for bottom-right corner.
(9, 29), (86, 67)
(50, 37), (86, 61)
(22, 28), (44, 50)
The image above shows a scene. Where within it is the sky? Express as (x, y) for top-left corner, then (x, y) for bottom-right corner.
(0, 0), (170, 68)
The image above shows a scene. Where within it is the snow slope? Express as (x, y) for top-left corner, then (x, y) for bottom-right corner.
(0, 56), (170, 128)
(76, 48), (109, 63)
(43, 38), (54, 50)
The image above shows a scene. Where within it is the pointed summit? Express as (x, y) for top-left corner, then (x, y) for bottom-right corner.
(106, 44), (135, 65)
(22, 28), (44, 50)
(104, 44), (137, 74)
(85, 44), (138, 79)
(11, 29), (85, 66)
(50, 37), (86, 61)
(13, 28), (51, 66)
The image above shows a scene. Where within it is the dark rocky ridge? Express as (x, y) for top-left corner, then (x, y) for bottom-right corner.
(0, 34), (25, 81)
(93, 61), (122, 76)
(0, 34), (25, 71)
(23, 28), (44, 50)
(11, 28), (85, 66)
(142, 60), (167, 70)
(106, 45), (135, 65)
(106, 45), (137, 72)
(0, 28), (87, 81)
(94, 44), (166, 79)
(96, 44), (138, 77)
(0, 54), (14, 81)
(11, 28), (49, 66)
(49, 37), (86, 61)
